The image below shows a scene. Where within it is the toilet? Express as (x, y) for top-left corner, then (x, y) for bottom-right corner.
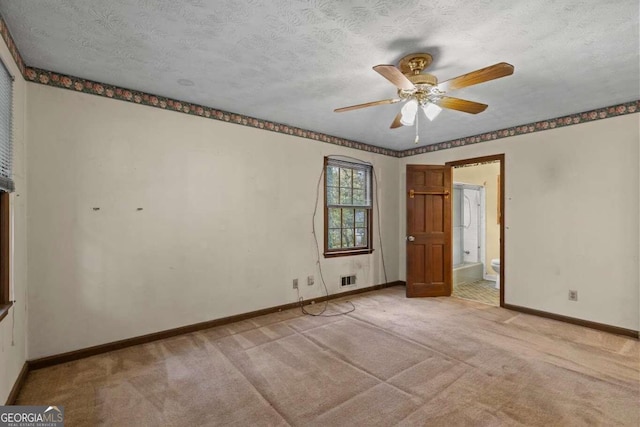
(490, 258), (501, 289)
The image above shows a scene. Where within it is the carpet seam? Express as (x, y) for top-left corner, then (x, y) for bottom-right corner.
(297, 328), (422, 402)
(293, 328), (385, 383)
(214, 347), (295, 427)
(293, 330), (430, 420)
(466, 314), (640, 391)
(349, 289), (640, 392)
(538, 354), (640, 392)
(345, 310), (473, 368)
(302, 314), (473, 389)
(214, 311), (428, 409)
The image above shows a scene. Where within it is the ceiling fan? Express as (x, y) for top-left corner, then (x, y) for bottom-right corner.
(334, 53), (514, 143)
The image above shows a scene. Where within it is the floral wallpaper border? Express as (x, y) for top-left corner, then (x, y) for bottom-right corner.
(0, 13), (25, 76)
(23, 66), (400, 157)
(1, 14), (638, 159)
(398, 100), (639, 157)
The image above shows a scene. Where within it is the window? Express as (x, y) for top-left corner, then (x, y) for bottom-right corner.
(0, 57), (13, 322)
(324, 157), (373, 257)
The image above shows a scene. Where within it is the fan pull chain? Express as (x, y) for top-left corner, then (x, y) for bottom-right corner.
(414, 108), (420, 144)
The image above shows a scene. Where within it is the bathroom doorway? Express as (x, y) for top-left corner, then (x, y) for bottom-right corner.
(447, 155), (504, 306)
(452, 183), (485, 275)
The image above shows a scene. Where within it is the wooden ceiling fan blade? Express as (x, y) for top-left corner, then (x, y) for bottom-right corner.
(438, 62), (514, 92)
(390, 111), (403, 129)
(437, 96), (488, 114)
(372, 65), (415, 90)
(334, 98), (401, 113)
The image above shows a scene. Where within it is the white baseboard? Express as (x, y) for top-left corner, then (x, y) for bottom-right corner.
(484, 274), (497, 282)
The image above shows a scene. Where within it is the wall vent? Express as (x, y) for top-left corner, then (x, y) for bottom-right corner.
(341, 275), (356, 286)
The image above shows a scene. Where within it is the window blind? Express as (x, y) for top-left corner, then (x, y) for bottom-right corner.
(0, 59), (13, 192)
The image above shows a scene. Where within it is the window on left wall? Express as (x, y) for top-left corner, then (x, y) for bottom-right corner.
(0, 57), (14, 323)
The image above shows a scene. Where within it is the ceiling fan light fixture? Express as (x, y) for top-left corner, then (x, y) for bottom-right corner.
(334, 53), (515, 143)
(422, 102), (442, 121)
(400, 99), (418, 126)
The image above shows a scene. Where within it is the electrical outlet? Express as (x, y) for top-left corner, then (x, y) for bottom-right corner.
(307, 275), (314, 286)
(568, 290), (578, 301)
(292, 279), (298, 289)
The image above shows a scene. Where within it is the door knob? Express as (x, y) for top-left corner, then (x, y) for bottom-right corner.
(407, 235), (415, 242)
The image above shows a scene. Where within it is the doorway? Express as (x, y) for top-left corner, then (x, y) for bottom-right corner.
(452, 182), (485, 268)
(404, 155), (504, 305)
(447, 155), (505, 306)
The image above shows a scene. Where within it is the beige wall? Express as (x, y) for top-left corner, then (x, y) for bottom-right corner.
(26, 83), (400, 358)
(453, 162), (501, 275)
(400, 114), (640, 330)
(15, 55), (640, 361)
(0, 41), (28, 401)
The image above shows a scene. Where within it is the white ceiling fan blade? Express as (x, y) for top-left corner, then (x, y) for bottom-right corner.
(400, 99), (418, 126)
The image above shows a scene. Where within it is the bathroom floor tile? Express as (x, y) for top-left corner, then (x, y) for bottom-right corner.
(452, 279), (499, 306)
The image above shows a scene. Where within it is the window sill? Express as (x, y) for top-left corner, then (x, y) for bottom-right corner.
(324, 248), (374, 258)
(0, 301), (13, 323)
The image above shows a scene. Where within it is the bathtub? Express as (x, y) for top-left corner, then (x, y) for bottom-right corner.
(453, 262), (484, 286)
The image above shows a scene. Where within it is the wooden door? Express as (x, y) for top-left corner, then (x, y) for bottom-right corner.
(406, 165), (452, 297)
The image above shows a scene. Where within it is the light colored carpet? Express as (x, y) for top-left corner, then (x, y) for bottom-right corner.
(16, 286), (640, 426)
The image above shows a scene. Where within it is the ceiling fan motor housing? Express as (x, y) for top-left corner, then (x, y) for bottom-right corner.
(397, 53), (440, 104)
(407, 73), (438, 86)
(399, 53), (433, 74)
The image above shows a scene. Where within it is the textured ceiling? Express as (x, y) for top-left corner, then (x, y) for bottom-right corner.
(1, 0), (638, 150)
